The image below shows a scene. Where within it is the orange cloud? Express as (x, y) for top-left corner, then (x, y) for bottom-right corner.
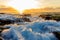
(0, 5), (19, 14)
(23, 7), (60, 14)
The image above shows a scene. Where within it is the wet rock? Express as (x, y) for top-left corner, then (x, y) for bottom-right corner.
(0, 37), (3, 40)
(23, 18), (31, 22)
(0, 19), (15, 25)
(53, 32), (60, 40)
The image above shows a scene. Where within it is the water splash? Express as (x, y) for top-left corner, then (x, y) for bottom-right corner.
(2, 20), (60, 40)
(0, 14), (59, 40)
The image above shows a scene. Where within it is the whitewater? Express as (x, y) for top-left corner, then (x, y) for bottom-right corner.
(0, 14), (60, 40)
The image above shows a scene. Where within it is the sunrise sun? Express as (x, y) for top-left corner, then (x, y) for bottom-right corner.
(6, 0), (38, 14)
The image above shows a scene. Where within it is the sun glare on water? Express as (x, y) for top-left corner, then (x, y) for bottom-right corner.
(6, 0), (39, 14)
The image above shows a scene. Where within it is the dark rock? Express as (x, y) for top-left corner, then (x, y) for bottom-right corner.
(0, 37), (3, 40)
(0, 19), (15, 25)
(53, 32), (60, 40)
(23, 18), (31, 22)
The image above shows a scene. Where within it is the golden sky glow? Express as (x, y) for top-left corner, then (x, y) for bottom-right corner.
(0, 6), (19, 14)
(0, 0), (60, 14)
(38, 0), (60, 7)
(0, 0), (39, 14)
(7, 0), (39, 13)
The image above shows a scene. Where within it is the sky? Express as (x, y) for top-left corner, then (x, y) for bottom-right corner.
(38, 0), (60, 7)
(0, 0), (60, 13)
(0, 0), (60, 7)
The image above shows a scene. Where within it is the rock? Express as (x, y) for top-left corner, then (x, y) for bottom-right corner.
(23, 18), (31, 22)
(53, 32), (60, 40)
(0, 19), (15, 25)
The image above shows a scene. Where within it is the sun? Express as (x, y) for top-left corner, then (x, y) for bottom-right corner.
(6, 0), (38, 14)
